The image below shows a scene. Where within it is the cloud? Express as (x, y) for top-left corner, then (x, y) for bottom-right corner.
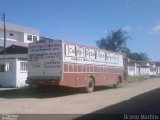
(123, 26), (131, 32)
(149, 25), (160, 34)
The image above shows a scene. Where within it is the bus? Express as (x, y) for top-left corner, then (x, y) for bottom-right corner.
(26, 38), (127, 92)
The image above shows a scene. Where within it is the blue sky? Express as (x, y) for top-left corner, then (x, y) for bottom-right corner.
(0, 0), (160, 61)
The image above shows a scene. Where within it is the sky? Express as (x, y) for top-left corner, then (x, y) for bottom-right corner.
(0, 0), (160, 61)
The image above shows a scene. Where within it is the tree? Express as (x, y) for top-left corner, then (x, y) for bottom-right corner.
(120, 47), (131, 54)
(139, 53), (150, 61)
(96, 28), (150, 61)
(96, 29), (130, 52)
(128, 52), (150, 61)
(128, 52), (142, 60)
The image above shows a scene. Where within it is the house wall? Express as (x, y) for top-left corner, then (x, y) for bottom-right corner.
(149, 68), (157, 76)
(0, 59), (17, 87)
(0, 58), (27, 88)
(16, 59), (28, 87)
(136, 67), (140, 76)
(128, 65), (159, 77)
(0, 29), (24, 42)
(128, 66), (135, 76)
(0, 22), (39, 47)
(0, 30), (39, 44)
(140, 67), (150, 76)
(157, 67), (160, 75)
(128, 66), (141, 76)
(24, 33), (39, 43)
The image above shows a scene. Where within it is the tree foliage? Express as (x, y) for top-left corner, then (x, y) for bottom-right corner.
(96, 28), (150, 61)
(128, 52), (150, 61)
(96, 29), (130, 52)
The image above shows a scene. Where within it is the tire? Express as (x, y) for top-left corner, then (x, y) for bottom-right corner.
(85, 77), (95, 93)
(114, 77), (123, 88)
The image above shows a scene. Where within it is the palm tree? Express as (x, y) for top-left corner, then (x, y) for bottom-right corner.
(96, 29), (130, 52)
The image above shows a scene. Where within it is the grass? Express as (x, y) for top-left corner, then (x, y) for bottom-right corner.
(128, 75), (157, 83)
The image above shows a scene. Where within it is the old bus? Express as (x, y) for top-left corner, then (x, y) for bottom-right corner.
(26, 38), (127, 92)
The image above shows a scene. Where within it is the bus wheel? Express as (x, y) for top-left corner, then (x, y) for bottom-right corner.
(85, 77), (95, 93)
(114, 77), (121, 88)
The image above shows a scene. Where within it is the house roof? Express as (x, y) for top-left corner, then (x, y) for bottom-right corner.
(136, 61), (150, 67)
(155, 62), (160, 67)
(127, 61), (137, 66)
(0, 44), (28, 54)
(128, 59), (149, 67)
(128, 59), (158, 67)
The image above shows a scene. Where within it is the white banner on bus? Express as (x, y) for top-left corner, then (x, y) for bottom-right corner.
(64, 44), (123, 67)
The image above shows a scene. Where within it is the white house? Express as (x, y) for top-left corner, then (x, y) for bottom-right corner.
(0, 58), (27, 87)
(127, 59), (159, 76)
(0, 45), (28, 87)
(0, 22), (39, 49)
(0, 22), (40, 88)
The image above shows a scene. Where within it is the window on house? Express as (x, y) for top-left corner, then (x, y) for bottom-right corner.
(0, 63), (10, 72)
(20, 62), (27, 71)
(0, 64), (5, 72)
(27, 35), (32, 41)
(33, 36), (37, 41)
(9, 33), (14, 36)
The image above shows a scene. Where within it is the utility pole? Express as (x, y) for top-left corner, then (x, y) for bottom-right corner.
(3, 13), (6, 58)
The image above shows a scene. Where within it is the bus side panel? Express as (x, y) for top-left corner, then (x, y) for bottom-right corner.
(61, 63), (125, 88)
(60, 73), (123, 88)
(75, 73), (87, 87)
(60, 73), (77, 87)
(60, 73), (87, 88)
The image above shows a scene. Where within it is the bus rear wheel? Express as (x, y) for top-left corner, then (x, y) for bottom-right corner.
(85, 77), (95, 93)
(114, 77), (123, 88)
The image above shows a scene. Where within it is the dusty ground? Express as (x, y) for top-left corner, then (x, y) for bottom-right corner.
(0, 78), (160, 119)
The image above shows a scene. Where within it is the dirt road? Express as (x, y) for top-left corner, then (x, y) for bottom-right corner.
(0, 78), (160, 115)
